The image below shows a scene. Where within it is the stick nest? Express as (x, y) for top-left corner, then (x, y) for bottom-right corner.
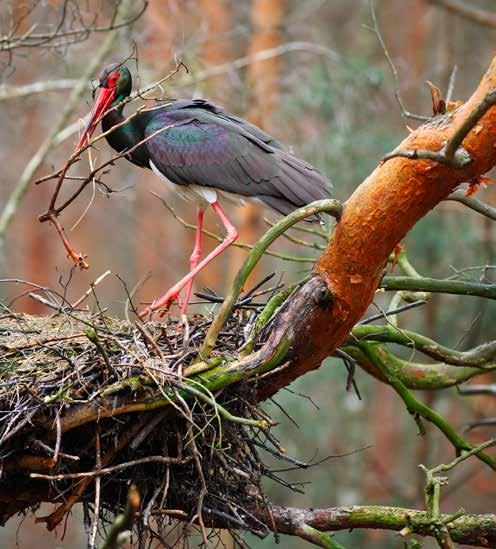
(0, 310), (289, 545)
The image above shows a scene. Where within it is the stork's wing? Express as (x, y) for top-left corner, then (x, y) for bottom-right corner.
(162, 99), (285, 150)
(144, 105), (332, 215)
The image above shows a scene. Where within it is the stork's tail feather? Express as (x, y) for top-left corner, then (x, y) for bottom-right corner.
(259, 194), (324, 223)
(280, 154), (331, 202)
(261, 152), (332, 219)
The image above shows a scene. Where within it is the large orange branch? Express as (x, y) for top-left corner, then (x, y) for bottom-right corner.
(258, 56), (496, 396)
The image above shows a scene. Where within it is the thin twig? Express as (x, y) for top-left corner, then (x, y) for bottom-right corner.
(30, 455), (191, 481)
(89, 426), (101, 549)
(368, 0), (430, 121)
(0, 0), (136, 243)
(151, 193), (317, 264)
(446, 189), (496, 221)
(383, 89), (496, 169)
(200, 199), (342, 358)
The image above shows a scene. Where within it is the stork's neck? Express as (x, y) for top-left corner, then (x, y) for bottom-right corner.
(101, 103), (150, 168)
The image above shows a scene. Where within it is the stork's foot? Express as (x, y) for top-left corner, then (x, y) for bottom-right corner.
(138, 287), (182, 319)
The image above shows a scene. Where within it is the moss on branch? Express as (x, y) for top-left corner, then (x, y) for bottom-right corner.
(350, 324), (496, 367)
(358, 342), (496, 470)
(381, 276), (496, 299)
(265, 504), (496, 547)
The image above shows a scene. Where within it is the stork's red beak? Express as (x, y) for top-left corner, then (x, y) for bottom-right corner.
(76, 86), (116, 152)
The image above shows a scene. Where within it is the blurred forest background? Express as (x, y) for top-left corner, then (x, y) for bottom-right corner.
(0, 0), (495, 547)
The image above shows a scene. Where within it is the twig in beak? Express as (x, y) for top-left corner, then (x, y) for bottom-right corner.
(49, 212), (89, 269)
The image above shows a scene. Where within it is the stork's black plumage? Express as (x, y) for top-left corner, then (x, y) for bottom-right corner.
(76, 64), (333, 316)
(102, 96), (331, 215)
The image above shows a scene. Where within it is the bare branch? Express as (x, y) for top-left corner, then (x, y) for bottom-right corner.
(446, 189), (496, 221)
(0, 0), (137, 245)
(0, 79), (82, 101)
(368, 0), (430, 121)
(0, 40), (340, 103)
(428, 0), (496, 30)
(0, 1), (148, 52)
(383, 89), (496, 169)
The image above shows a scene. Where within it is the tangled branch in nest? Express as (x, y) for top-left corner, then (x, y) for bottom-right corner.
(0, 308), (314, 545)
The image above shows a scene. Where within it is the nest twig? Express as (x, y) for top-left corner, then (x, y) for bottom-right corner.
(0, 302), (311, 546)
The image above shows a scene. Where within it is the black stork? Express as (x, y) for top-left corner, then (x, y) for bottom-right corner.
(76, 63), (333, 317)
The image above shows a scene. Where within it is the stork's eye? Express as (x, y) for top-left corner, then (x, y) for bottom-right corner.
(106, 71), (120, 88)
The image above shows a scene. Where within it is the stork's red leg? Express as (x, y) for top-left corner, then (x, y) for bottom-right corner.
(139, 201), (238, 318)
(181, 208), (204, 315)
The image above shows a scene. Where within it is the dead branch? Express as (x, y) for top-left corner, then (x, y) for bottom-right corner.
(446, 189), (496, 221)
(0, 1), (148, 53)
(0, 0), (137, 244)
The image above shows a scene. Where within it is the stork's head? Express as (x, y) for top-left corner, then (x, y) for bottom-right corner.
(76, 63), (132, 151)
